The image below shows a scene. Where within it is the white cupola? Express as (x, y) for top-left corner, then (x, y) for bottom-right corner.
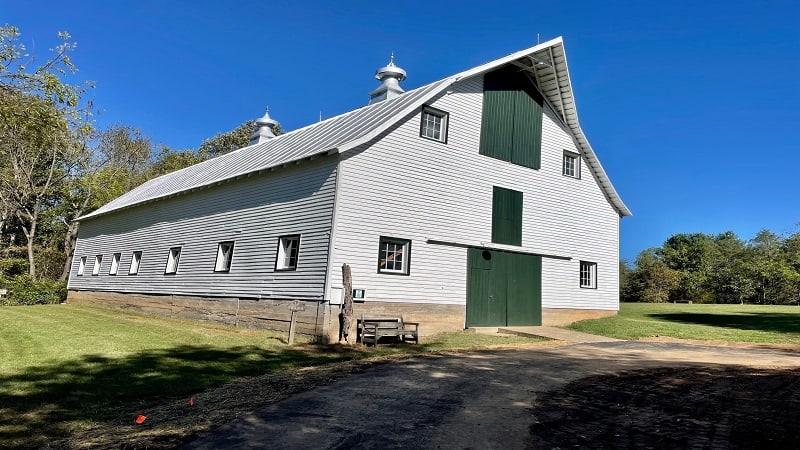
(368, 53), (407, 105)
(249, 108), (280, 145)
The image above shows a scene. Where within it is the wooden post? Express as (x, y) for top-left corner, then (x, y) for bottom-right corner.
(288, 310), (297, 345)
(288, 300), (305, 345)
(341, 264), (354, 343)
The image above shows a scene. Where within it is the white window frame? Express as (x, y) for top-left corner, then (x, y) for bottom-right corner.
(275, 235), (300, 271)
(92, 254), (103, 276)
(419, 106), (448, 143)
(563, 151), (580, 179)
(109, 252), (121, 275)
(377, 237), (411, 275)
(165, 247), (182, 275)
(129, 251), (142, 275)
(214, 241), (235, 272)
(580, 261), (597, 289)
(77, 256), (86, 276)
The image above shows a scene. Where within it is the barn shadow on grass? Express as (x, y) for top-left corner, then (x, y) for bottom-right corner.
(648, 311), (800, 335)
(0, 344), (362, 449)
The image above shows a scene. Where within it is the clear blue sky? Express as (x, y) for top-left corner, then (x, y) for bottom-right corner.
(3, 0), (799, 262)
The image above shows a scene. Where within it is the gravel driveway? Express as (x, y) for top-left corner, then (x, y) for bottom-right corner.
(185, 341), (800, 449)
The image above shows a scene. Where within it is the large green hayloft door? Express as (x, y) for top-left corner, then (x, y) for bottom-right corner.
(466, 248), (542, 327)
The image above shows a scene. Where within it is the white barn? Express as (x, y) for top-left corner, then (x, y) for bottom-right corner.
(67, 37), (631, 341)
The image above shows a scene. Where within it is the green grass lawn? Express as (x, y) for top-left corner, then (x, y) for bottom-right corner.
(568, 302), (800, 344)
(0, 304), (542, 448)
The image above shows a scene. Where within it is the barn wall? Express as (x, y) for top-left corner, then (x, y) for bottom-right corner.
(68, 156), (338, 300)
(328, 74), (620, 318)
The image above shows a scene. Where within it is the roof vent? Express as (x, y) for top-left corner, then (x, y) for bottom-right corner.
(249, 108), (279, 145)
(368, 53), (407, 105)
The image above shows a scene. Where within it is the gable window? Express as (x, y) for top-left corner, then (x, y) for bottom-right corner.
(420, 106), (448, 143)
(92, 255), (103, 276)
(378, 237), (411, 275)
(491, 186), (523, 246)
(276, 235), (300, 271)
(77, 256), (87, 276)
(165, 247), (181, 275)
(580, 261), (597, 289)
(479, 66), (544, 170)
(109, 253), (121, 275)
(214, 241), (235, 272)
(129, 251), (142, 275)
(563, 151), (579, 178)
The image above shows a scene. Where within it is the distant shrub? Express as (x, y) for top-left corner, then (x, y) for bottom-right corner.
(0, 258), (29, 278)
(0, 275), (67, 306)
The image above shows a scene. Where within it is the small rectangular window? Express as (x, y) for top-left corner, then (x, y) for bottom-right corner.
(276, 235), (300, 271)
(129, 251), (142, 275)
(109, 253), (121, 275)
(92, 255), (103, 276)
(165, 247), (181, 275)
(378, 237), (411, 275)
(77, 256), (87, 276)
(580, 261), (597, 289)
(214, 241), (235, 272)
(420, 106), (448, 143)
(563, 151), (580, 178)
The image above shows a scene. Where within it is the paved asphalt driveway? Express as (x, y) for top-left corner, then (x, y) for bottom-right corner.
(185, 341), (799, 449)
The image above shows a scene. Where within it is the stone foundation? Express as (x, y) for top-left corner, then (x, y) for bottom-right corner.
(541, 307), (617, 326)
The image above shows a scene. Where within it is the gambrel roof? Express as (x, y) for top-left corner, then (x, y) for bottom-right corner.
(80, 37), (630, 221)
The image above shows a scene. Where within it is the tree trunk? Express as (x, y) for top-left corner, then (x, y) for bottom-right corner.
(340, 264), (354, 343)
(60, 221), (80, 281)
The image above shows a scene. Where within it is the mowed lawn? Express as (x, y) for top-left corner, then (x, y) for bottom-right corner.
(0, 304), (541, 448)
(568, 302), (800, 344)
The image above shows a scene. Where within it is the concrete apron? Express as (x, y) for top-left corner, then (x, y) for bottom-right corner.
(472, 326), (622, 343)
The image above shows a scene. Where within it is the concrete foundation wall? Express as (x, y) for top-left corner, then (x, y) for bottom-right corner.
(541, 308), (617, 326)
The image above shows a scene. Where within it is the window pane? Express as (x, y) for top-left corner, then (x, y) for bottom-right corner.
(78, 256), (86, 275)
(130, 251), (141, 275)
(215, 242), (234, 272)
(110, 253), (121, 275)
(92, 255), (103, 275)
(378, 238), (410, 274)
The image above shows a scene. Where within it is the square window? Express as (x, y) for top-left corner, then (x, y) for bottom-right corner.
(129, 251), (142, 275)
(563, 151), (580, 178)
(580, 261), (597, 289)
(276, 235), (300, 271)
(420, 106), (448, 143)
(92, 254), (103, 276)
(215, 241), (235, 272)
(77, 256), (86, 276)
(165, 247), (181, 275)
(377, 237), (411, 275)
(109, 253), (121, 275)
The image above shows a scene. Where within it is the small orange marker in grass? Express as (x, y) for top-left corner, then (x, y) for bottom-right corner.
(189, 398), (195, 406)
(135, 415), (146, 424)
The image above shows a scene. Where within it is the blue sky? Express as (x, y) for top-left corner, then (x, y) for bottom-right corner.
(3, 0), (799, 262)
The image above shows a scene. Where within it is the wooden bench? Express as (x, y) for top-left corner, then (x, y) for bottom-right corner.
(357, 315), (419, 346)
(0, 289), (7, 298)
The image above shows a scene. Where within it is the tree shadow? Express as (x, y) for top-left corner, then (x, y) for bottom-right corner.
(647, 311), (800, 335)
(0, 344), (354, 449)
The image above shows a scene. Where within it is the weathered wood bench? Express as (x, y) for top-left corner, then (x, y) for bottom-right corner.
(357, 315), (419, 346)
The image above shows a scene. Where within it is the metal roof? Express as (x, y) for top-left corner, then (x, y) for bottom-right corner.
(80, 37), (630, 221)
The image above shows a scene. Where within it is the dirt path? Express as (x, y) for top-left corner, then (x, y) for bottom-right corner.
(184, 341), (800, 449)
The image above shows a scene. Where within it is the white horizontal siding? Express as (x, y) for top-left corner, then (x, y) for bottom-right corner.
(68, 157), (337, 300)
(329, 75), (619, 311)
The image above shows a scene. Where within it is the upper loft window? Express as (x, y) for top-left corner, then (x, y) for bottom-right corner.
(580, 261), (597, 289)
(165, 247), (181, 275)
(92, 255), (103, 276)
(129, 251), (142, 275)
(563, 151), (580, 179)
(77, 256), (87, 276)
(276, 235), (300, 271)
(109, 253), (121, 275)
(420, 106), (448, 143)
(214, 241), (235, 272)
(479, 66), (544, 170)
(377, 236), (411, 275)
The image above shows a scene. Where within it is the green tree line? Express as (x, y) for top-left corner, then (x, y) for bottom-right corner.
(0, 24), (256, 302)
(622, 230), (800, 305)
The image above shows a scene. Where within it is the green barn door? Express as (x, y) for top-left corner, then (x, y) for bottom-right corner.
(467, 248), (507, 326)
(467, 248), (542, 327)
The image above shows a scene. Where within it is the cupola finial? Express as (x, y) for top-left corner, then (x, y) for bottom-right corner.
(368, 53), (407, 105)
(249, 107), (280, 145)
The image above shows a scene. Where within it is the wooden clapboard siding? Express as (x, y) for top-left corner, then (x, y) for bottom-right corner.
(329, 74), (619, 311)
(68, 156), (337, 300)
